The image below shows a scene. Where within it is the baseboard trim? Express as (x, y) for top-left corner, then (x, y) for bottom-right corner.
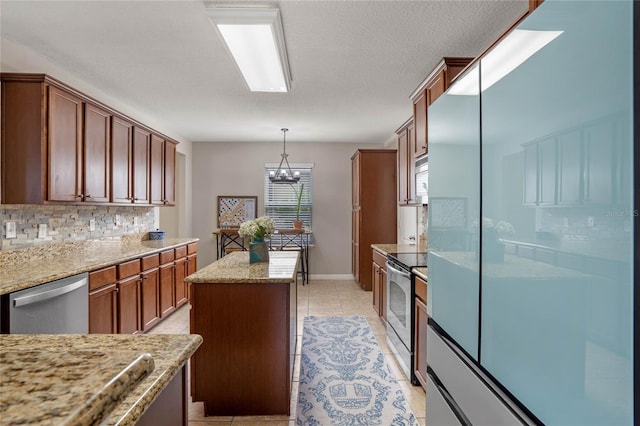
(308, 274), (354, 280)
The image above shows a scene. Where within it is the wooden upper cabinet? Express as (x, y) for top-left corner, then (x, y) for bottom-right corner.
(396, 119), (416, 206)
(412, 93), (428, 158)
(48, 86), (83, 202)
(111, 116), (134, 203)
(150, 134), (165, 205)
(150, 136), (177, 206)
(0, 73), (179, 206)
(411, 57), (473, 160)
(83, 102), (110, 203)
(164, 141), (177, 206)
(132, 127), (151, 204)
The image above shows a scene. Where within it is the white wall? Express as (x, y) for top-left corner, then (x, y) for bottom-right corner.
(191, 141), (384, 274)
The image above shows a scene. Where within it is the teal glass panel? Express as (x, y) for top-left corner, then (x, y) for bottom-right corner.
(427, 64), (480, 359)
(479, 1), (633, 424)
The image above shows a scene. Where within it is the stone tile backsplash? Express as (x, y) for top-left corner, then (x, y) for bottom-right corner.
(0, 205), (157, 250)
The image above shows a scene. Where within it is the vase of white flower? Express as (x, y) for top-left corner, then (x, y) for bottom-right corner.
(238, 216), (275, 263)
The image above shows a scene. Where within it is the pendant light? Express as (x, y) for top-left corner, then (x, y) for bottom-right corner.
(269, 128), (300, 184)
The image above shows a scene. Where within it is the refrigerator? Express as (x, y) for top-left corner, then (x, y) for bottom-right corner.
(426, 1), (636, 425)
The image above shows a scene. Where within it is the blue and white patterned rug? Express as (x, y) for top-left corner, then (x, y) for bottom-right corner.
(296, 316), (417, 425)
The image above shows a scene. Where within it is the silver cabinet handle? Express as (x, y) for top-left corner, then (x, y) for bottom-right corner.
(13, 279), (86, 308)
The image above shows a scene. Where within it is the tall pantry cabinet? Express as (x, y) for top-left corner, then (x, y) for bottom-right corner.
(351, 149), (397, 290)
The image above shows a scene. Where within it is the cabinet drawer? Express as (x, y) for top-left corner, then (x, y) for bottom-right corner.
(89, 266), (117, 291)
(415, 275), (427, 303)
(159, 249), (175, 265)
(118, 259), (141, 279)
(372, 249), (387, 270)
(187, 242), (198, 255)
(175, 245), (187, 259)
(141, 254), (160, 271)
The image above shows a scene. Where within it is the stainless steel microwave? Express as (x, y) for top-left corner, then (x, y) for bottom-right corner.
(415, 155), (428, 204)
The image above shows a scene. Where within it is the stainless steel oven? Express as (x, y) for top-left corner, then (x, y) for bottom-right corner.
(386, 258), (416, 384)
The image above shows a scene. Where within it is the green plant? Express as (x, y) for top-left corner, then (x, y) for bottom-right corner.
(292, 183), (304, 220)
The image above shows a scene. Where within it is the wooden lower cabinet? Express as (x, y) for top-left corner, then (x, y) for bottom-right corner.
(118, 274), (142, 334)
(89, 244), (196, 335)
(89, 266), (118, 334)
(174, 257), (188, 308)
(141, 267), (161, 331)
(414, 275), (428, 390)
(160, 262), (176, 317)
(89, 283), (118, 334)
(371, 248), (387, 325)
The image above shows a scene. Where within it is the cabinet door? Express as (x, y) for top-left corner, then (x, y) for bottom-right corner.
(141, 267), (160, 331)
(413, 91), (427, 158)
(414, 296), (428, 389)
(118, 275), (141, 334)
(164, 141), (177, 206)
(48, 86), (83, 202)
(397, 128), (409, 205)
(150, 134), (165, 205)
(83, 103), (110, 203)
(174, 256), (188, 308)
(584, 120), (615, 204)
(352, 209), (360, 283)
(159, 262), (175, 317)
(372, 262), (381, 316)
(89, 283), (118, 334)
(407, 123), (416, 203)
(351, 153), (360, 206)
(557, 130), (582, 205)
(539, 138), (557, 206)
(132, 126), (151, 204)
(426, 70), (446, 106)
(111, 116), (134, 203)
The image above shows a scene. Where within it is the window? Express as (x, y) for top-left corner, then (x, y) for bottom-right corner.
(264, 163), (313, 230)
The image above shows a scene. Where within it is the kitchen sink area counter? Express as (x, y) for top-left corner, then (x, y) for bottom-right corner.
(0, 236), (199, 295)
(0, 333), (202, 425)
(186, 250), (299, 416)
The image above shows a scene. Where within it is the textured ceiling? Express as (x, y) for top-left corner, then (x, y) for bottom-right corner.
(0, 0), (528, 144)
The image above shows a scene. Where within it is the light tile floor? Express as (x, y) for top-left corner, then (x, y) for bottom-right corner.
(149, 279), (426, 425)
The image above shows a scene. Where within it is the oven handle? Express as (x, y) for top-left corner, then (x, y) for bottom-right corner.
(386, 261), (411, 279)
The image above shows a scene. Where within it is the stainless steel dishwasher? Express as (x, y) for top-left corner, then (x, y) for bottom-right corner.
(8, 273), (88, 334)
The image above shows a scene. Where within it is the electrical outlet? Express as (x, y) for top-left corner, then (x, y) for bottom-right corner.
(5, 221), (17, 239)
(587, 216), (595, 227)
(115, 215), (121, 226)
(38, 224), (47, 239)
(133, 217), (139, 226)
(89, 219), (96, 231)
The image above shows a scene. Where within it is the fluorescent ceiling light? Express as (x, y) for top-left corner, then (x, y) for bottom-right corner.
(449, 29), (563, 96)
(206, 8), (291, 92)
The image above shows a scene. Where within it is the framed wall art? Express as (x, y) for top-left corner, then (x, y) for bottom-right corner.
(217, 196), (257, 228)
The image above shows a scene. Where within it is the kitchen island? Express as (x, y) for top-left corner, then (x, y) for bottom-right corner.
(185, 250), (299, 416)
(0, 333), (202, 425)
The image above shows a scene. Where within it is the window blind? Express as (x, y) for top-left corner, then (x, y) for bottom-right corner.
(264, 163), (313, 230)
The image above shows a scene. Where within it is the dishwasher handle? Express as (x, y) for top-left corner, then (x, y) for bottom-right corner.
(13, 278), (87, 308)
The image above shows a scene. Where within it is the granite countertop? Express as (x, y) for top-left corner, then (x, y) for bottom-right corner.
(0, 237), (199, 295)
(371, 243), (427, 256)
(185, 251), (299, 284)
(0, 334), (202, 426)
(413, 267), (428, 281)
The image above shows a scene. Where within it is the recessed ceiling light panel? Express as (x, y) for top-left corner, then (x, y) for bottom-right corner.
(206, 7), (292, 93)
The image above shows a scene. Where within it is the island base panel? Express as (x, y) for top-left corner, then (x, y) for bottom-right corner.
(191, 282), (291, 416)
